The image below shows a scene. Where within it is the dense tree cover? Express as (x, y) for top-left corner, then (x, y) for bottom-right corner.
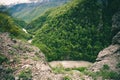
(14, 18), (27, 28)
(30, 0), (120, 62)
(0, 13), (31, 40)
(26, 10), (52, 34)
(100, 0), (120, 35)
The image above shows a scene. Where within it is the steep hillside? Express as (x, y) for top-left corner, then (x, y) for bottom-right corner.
(0, 13), (31, 40)
(30, 0), (120, 62)
(9, 0), (70, 23)
(13, 18), (27, 28)
(89, 11), (120, 80)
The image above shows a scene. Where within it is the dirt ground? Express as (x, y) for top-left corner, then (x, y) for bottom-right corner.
(49, 61), (93, 68)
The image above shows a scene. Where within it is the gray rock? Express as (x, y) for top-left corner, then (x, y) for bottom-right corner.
(90, 44), (120, 72)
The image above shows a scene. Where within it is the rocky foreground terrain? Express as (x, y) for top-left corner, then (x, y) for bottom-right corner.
(0, 11), (120, 80)
(0, 33), (90, 80)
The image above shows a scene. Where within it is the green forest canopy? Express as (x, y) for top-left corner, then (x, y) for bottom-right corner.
(30, 0), (120, 62)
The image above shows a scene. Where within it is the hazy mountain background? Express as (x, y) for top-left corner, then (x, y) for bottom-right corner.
(0, 5), (31, 39)
(9, 0), (70, 23)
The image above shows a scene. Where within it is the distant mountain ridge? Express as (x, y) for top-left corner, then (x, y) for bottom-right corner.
(9, 0), (70, 23)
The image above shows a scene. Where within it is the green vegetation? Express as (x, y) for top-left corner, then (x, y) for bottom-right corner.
(83, 65), (120, 80)
(52, 64), (120, 80)
(9, 0), (70, 23)
(0, 13), (31, 40)
(84, 69), (120, 80)
(19, 68), (32, 80)
(0, 53), (7, 64)
(102, 64), (110, 70)
(0, 67), (15, 80)
(30, 0), (120, 62)
(63, 76), (71, 80)
(116, 63), (120, 68)
(71, 67), (87, 72)
(52, 64), (87, 74)
(31, 56), (41, 61)
(52, 64), (65, 74)
(14, 18), (27, 28)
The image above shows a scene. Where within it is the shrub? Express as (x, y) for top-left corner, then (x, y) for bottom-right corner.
(72, 67), (87, 72)
(0, 53), (7, 64)
(63, 76), (71, 80)
(52, 64), (65, 74)
(0, 67), (15, 80)
(116, 63), (120, 68)
(102, 64), (110, 70)
(83, 67), (120, 80)
(19, 68), (32, 80)
(99, 70), (120, 79)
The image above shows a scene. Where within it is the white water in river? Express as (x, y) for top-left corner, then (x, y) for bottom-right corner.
(22, 28), (33, 43)
(22, 28), (28, 33)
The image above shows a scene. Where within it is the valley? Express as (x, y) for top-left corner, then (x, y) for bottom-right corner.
(0, 0), (120, 80)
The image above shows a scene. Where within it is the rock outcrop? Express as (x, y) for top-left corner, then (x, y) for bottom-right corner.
(90, 11), (120, 74)
(0, 33), (61, 80)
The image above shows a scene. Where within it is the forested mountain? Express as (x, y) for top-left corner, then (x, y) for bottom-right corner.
(29, 0), (120, 62)
(0, 6), (31, 39)
(9, 0), (70, 23)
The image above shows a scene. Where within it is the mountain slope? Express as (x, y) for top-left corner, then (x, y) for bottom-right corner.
(30, 0), (120, 62)
(0, 13), (31, 39)
(9, 0), (69, 23)
(89, 11), (120, 80)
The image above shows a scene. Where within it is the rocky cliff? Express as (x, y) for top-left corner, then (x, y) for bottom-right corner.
(0, 33), (58, 80)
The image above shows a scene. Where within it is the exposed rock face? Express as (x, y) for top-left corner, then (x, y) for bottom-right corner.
(90, 11), (120, 73)
(90, 45), (120, 72)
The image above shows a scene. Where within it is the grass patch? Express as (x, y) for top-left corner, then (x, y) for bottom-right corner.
(102, 64), (110, 70)
(71, 67), (87, 72)
(0, 67), (15, 80)
(31, 56), (40, 61)
(63, 76), (72, 80)
(0, 53), (7, 64)
(19, 68), (32, 80)
(116, 63), (120, 68)
(8, 50), (15, 55)
(83, 69), (120, 80)
(52, 64), (65, 74)
(52, 64), (87, 74)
